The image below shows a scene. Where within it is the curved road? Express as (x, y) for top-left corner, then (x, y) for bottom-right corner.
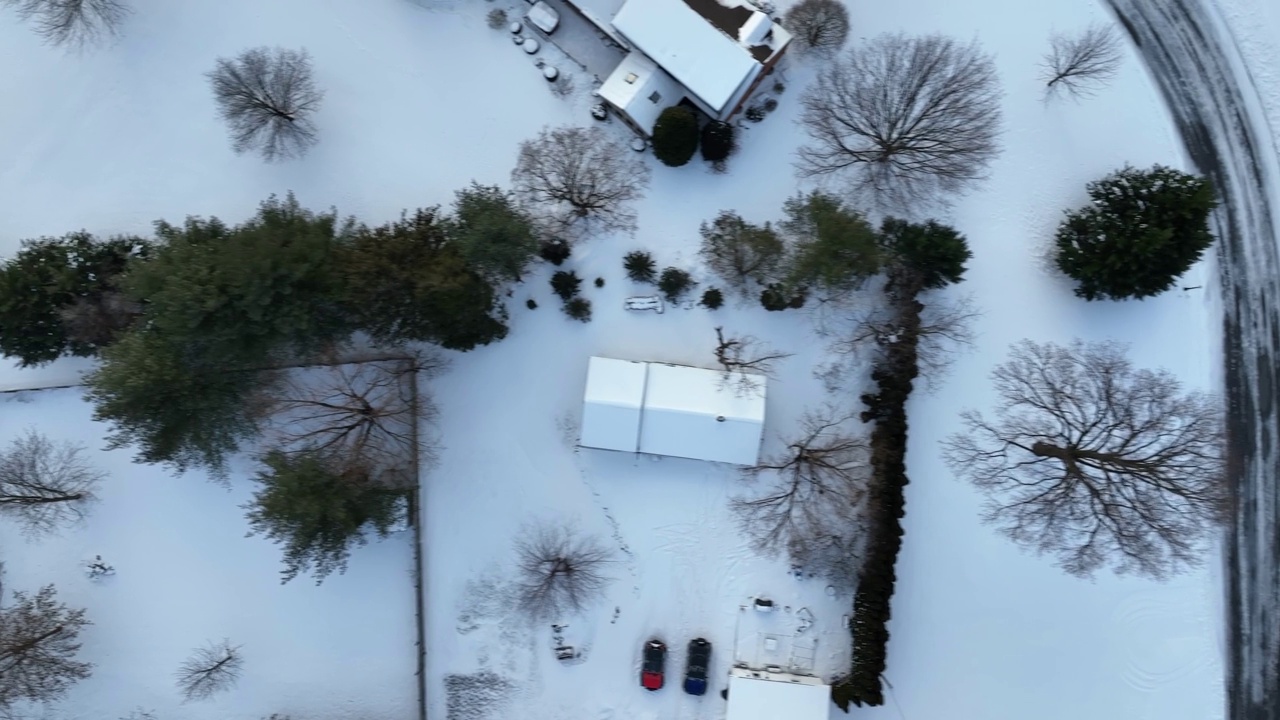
(1102, 1), (1280, 718)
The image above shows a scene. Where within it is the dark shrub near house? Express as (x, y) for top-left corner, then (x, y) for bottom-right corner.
(700, 121), (735, 163)
(652, 106), (700, 167)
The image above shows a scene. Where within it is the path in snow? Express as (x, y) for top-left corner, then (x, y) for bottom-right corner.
(1102, 1), (1280, 718)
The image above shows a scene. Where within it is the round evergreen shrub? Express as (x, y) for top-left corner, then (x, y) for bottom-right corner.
(651, 106), (700, 167)
(744, 105), (766, 123)
(1054, 165), (1217, 300)
(539, 239), (571, 266)
(526, 298), (537, 310)
(594, 277), (605, 288)
(550, 270), (582, 301)
(658, 267), (695, 302)
(623, 250), (657, 283)
(761, 282), (806, 311)
(564, 297), (592, 322)
(878, 218), (972, 289)
(701, 287), (724, 309)
(700, 121), (736, 163)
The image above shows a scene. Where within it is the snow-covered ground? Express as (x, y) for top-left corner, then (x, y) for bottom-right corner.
(0, 0), (1245, 719)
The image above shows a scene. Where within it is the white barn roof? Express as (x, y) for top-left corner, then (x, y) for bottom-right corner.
(579, 358), (766, 465)
(726, 668), (830, 720)
(580, 357), (647, 453)
(639, 362), (764, 465)
(611, 0), (760, 114)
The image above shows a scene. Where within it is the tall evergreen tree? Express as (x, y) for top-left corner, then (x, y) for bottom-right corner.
(127, 193), (352, 364)
(878, 217), (972, 289)
(446, 182), (539, 283)
(0, 232), (149, 366)
(84, 330), (272, 476)
(341, 208), (508, 351)
(780, 191), (881, 297)
(244, 449), (403, 584)
(1054, 165), (1217, 300)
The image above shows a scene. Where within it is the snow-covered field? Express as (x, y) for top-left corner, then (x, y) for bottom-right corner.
(0, 0), (1245, 719)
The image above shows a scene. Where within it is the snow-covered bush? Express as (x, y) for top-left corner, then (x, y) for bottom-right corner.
(700, 120), (736, 164)
(563, 297), (592, 322)
(701, 288), (724, 309)
(550, 270), (582, 301)
(539, 238), (571, 266)
(486, 8), (506, 29)
(623, 250), (656, 283)
(657, 267), (695, 303)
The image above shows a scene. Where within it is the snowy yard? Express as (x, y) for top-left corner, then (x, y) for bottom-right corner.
(0, 0), (1250, 718)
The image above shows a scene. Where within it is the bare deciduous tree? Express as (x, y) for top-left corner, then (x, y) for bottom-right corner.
(207, 47), (324, 162)
(3, 0), (129, 48)
(782, 0), (850, 56)
(514, 522), (612, 621)
(1041, 23), (1123, 99)
(943, 339), (1226, 580)
(734, 406), (869, 589)
(268, 355), (440, 488)
(58, 290), (140, 350)
(837, 293), (980, 385)
(0, 585), (92, 713)
(713, 326), (791, 395)
(0, 429), (103, 537)
(797, 33), (1002, 210)
(175, 639), (243, 702)
(511, 126), (651, 237)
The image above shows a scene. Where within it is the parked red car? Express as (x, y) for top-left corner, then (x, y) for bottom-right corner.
(640, 639), (666, 690)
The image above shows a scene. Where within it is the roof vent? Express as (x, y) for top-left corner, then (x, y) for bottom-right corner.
(625, 72), (638, 84)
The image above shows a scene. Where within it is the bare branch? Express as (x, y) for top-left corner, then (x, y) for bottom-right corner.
(713, 326), (791, 396)
(1042, 24), (1123, 99)
(836, 293), (980, 387)
(796, 33), (1002, 211)
(942, 339), (1226, 579)
(0, 585), (92, 713)
(267, 356), (441, 488)
(175, 640), (243, 702)
(782, 0), (850, 56)
(514, 522), (612, 621)
(207, 47), (324, 162)
(4, 0), (129, 49)
(0, 429), (103, 537)
(511, 126), (651, 238)
(734, 406), (870, 589)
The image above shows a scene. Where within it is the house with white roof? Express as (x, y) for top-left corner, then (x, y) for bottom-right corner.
(593, 0), (791, 136)
(580, 356), (766, 465)
(726, 667), (831, 720)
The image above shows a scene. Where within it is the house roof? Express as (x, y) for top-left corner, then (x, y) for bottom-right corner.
(579, 358), (766, 465)
(612, 0), (766, 113)
(637, 362), (765, 465)
(597, 51), (689, 134)
(580, 357), (647, 453)
(726, 669), (831, 720)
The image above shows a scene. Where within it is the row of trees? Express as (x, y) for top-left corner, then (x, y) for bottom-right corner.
(695, 191), (972, 309)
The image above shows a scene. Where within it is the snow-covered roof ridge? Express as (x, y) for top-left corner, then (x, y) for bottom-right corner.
(611, 0), (782, 113)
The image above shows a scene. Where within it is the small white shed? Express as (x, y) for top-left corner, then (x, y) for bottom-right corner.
(638, 362), (765, 465)
(579, 357), (766, 465)
(580, 357), (648, 453)
(726, 667), (830, 720)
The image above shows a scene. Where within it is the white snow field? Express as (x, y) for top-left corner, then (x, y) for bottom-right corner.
(0, 0), (1246, 718)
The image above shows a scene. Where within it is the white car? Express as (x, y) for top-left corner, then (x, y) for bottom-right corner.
(525, 1), (560, 34)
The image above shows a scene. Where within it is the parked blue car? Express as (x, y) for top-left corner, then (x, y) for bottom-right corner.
(683, 638), (711, 695)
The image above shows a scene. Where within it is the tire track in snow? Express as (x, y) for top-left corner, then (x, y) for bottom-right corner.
(1101, 2), (1280, 718)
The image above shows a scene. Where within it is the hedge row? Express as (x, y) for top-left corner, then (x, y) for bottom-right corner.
(832, 287), (923, 710)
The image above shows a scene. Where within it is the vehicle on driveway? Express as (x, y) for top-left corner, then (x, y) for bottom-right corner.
(641, 639), (666, 690)
(525, 0), (560, 34)
(683, 638), (711, 695)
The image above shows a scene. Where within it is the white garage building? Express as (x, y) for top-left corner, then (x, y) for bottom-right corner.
(580, 356), (766, 465)
(726, 667), (831, 720)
